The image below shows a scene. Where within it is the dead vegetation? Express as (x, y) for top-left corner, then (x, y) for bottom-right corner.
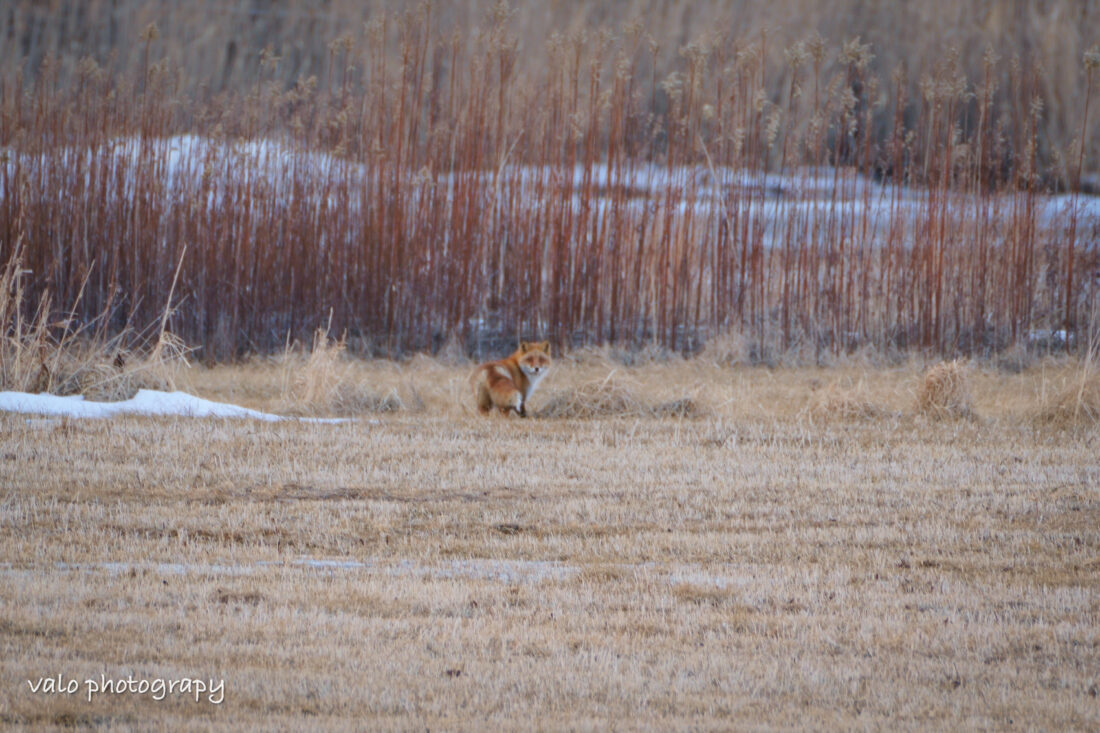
(1040, 372), (1100, 427)
(0, 249), (189, 400)
(1, 364), (1097, 730)
(277, 324), (404, 417)
(1036, 343), (1100, 428)
(809, 381), (892, 421)
(1, 6), (1098, 723)
(3, 7), (1099, 360)
(916, 360), (974, 419)
(538, 370), (706, 419)
(6, 0), (1099, 175)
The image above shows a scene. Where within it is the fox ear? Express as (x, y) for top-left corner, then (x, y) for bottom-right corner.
(538, 341), (551, 355)
(520, 341), (531, 352)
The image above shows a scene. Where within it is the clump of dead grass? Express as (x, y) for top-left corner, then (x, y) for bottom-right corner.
(1039, 374), (1100, 426)
(279, 325), (403, 416)
(916, 360), (974, 418)
(1036, 346), (1100, 428)
(700, 330), (750, 367)
(671, 583), (737, 608)
(810, 382), (890, 421)
(41, 332), (189, 400)
(1, 249), (189, 400)
(608, 342), (684, 367)
(538, 370), (705, 419)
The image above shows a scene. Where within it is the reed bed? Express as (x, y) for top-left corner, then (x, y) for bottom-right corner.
(1, 6), (1099, 362)
(5, 1), (1099, 168)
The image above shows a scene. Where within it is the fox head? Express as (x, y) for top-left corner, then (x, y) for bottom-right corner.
(517, 341), (551, 378)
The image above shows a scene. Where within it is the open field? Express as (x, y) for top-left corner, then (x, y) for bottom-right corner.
(3, 3), (1099, 728)
(2, 357), (1098, 729)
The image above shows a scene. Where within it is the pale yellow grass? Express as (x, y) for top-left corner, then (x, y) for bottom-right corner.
(916, 360), (975, 419)
(1, 251), (191, 402)
(1, 358), (1098, 730)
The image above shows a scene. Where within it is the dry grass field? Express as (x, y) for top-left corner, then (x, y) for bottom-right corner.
(4, 2), (1099, 728)
(2, 354), (1098, 729)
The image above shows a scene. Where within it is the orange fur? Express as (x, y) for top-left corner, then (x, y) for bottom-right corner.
(469, 341), (552, 417)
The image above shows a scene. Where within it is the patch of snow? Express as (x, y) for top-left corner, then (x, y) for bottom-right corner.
(89, 562), (255, 576)
(7, 134), (1098, 256)
(0, 558), (761, 589)
(0, 388), (352, 423)
(264, 558), (582, 584)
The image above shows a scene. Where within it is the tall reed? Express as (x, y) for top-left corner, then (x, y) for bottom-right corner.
(1, 13), (1097, 361)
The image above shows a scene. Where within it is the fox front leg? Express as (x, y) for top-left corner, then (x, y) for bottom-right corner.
(517, 402), (527, 417)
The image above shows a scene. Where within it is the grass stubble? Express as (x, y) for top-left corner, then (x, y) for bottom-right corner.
(3, 4), (1099, 727)
(1, 355), (1098, 730)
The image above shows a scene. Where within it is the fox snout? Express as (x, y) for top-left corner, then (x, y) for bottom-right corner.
(521, 360), (549, 376)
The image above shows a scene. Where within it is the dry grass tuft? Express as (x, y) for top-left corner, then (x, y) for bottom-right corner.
(652, 397), (706, 418)
(1037, 354), (1100, 428)
(538, 370), (704, 419)
(810, 382), (890, 421)
(670, 583), (736, 608)
(280, 326), (403, 416)
(1, 251), (188, 400)
(538, 371), (647, 418)
(700, 330), (750, 367)
(916, 360), (974, 418)
(43, 332), (188, 401)
(1040, 375), (1100, 426)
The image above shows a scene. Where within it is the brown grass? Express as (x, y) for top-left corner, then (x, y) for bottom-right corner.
(538, 369), (706, 419)
(5, 0), (1099, 172)
(3, 5), (1099, 360)
(1046, 372), (1100, 426)
(1, 360), (1097, 729)
(0, 250), (189, 400)
(916, 359), (974, 419)
(278, 326), (404, 417)
(1037, 350), (1100, 428)
(810, 380), (892, 421)
(4, 5), (1098, 722)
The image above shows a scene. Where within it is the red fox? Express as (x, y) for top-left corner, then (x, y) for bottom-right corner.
(470, 341), (552, 417)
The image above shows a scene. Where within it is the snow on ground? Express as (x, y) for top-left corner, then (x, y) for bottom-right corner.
(0, 558), (758, 589)
(5, 134), (1099, 248)
(7, 133), (1100, 216)
(0, 559), (581, 584)
(0, 389), (349, 422)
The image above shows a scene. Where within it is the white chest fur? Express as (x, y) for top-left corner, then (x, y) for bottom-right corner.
(520, 367), (547, 398)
